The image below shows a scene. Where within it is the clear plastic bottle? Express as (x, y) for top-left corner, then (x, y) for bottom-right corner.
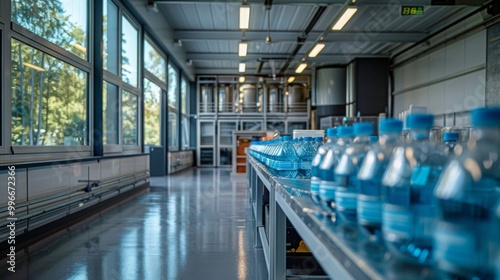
(357, 119), (403, 235)
(335, 122), (374, 223)
(318, 126), (354, 211)
(274, 135), (299, 178)
(313, 136), (324, 151)
(434, 107), (500, 279)
(297, 136), (315, 179)
(310, 128), (337, 204)
(442, 131), (459, 156)
(381, 114), (448, 264)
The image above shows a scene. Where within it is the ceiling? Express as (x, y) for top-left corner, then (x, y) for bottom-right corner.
(136, 0), (483, 77)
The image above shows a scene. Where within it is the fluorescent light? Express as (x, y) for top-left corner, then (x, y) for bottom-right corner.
(308, 43), (325, 58)
(238, 42), (248, 57)
(239, 76), (245, 83)
(332, 7), (357, 31)
(295, 63), (307, 73)
(23, 62), (45, 72)
(239, 63), (246, 72)
(287, 77), (295, 83)
(239, 5), (250, 30)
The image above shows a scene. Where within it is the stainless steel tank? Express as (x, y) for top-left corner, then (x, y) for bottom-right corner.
(241, 84), (257, 112)
(287, 84), (306, 112)
(268, 86), (279, 113)
(218, 85), (233, 112)
(200, 85), (214, 113)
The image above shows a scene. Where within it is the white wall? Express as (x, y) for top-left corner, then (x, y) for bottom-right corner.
(392, 15), (487, 127)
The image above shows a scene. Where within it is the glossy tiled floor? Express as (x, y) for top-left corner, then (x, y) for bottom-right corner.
(1, 168), (268, 280)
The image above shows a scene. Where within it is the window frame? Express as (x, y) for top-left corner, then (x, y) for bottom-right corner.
(102, 3), (142, 155)
(0, 21), (9, 156)
(6, 0), (93, 157)
(144, 36), (167, 86)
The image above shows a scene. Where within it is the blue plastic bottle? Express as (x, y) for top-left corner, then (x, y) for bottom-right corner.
(297, 136), (315, 179)
(334, 122), (374, 223)
(310, 128), (337, 204)
(357, 119), (403, 234)
(318, 126), (354, 211)
(442, 131), (459, 156)
(434, 107), (500, 279)
(381, 114), (448, 264)
(274, 135), (299, 178)
(313, 136), (324, 151)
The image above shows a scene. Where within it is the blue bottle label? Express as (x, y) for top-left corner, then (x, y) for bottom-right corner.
(382, 205), (413, 240)
(434, 223), (481, 270)
(357, 195), (382, 225)
(310, 177), (320, 193)
(335, 189), (357, 210)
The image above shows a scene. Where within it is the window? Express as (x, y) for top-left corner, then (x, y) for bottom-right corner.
(181, 78), (188, 115)
(168, 110), (178, 150)
(11, 0), (88, 60)
(181, 116), (189, 150)
(167, 63), (178, 109)
(103, 0), (118, 74)
(144, 79), (161, 146)
(144, 39), (166, 83)
(121, 16), (138, 87)
(122, 90), (138, 145)
(11, 39), (87, 146)
(103, 82), (119, 145)
(181, 78), (189, 149)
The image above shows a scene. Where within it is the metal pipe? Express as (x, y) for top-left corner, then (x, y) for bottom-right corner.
(0, 174), (148, 227)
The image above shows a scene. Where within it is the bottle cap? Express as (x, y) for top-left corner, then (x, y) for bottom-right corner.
(314, 136), (323, 142)
(380, 118), (403, 133)
(337, 126), (354, 137)
(304, 136), (312, 141)
(326, 127), (337, 138)
(471, 107), (500, 127)
(353, 122), (373, 136)
(406, 114), (434, 129)
(369, 136), (379, 143)
(283, 135), (293, 141)
(443, 132), (460, 142)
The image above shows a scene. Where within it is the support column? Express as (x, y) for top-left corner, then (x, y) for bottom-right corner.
(486, 21), (500, 106)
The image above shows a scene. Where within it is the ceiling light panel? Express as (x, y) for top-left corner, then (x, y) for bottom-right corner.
(332, 7), (357, 31)
(238, 42), (248, 57)
(308, 43), (325, 58)
(239, 63), (246, 72)
(240, 5), (250, 30)
(287, 77), (295, 83)
(295, 63), (307, 73)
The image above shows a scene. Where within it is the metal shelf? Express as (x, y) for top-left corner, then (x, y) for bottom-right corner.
(247, 155), (441, 280)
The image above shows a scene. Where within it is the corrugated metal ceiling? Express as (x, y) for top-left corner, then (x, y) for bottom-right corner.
(154, 1), (480, 76)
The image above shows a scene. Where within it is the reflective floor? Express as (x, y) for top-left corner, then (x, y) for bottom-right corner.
(0, 168), (268, 280)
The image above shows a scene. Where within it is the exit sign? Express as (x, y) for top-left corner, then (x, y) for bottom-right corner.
(401, 6), (424, 16)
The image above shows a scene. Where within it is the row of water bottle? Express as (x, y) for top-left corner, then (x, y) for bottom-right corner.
(249, 135), (323, 178)
(309, 107), (500, 279)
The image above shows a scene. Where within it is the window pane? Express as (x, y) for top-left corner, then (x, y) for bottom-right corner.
(11, 39), (88, 146)
(144, 40), (166, 83)
(121, 16), (138, 87)
(122, 90), (138, 145)
(103, 0), (118, 74)
(144, 79), (161, 146)
(181, 78), (188, 115)
(168, 63), (178, 108)
(103, 81), (119, 145)
(168, 110), (178, 150)
(181, 116), (189, 150)
(11, 0), (88, 60)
